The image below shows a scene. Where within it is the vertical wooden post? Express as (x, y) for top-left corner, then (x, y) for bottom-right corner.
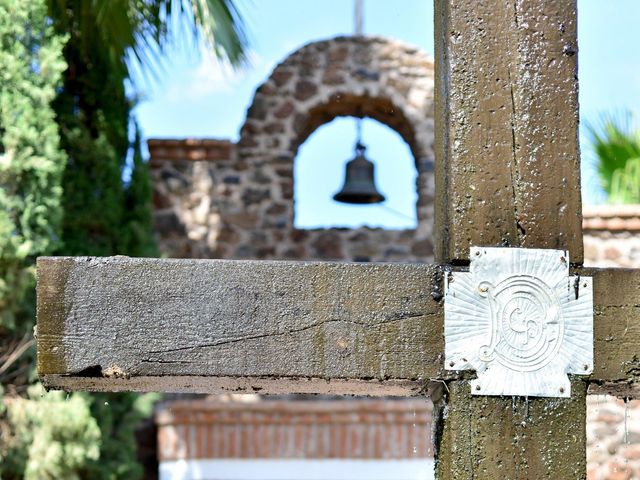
(434, 0), (583, 265)
(435, 381), (587, 479)
(433, 1), (587, 478)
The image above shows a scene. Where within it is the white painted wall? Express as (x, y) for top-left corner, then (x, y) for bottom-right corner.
(159, 459), (435, 480)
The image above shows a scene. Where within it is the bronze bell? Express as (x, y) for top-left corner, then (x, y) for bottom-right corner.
(333, 143), (386, 204)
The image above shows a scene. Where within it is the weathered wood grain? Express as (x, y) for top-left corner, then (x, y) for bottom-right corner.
(434, 0), (583, 265)
(37, 376), (424, 397)
(433, 1), (592, 478)
(37, 257), (639, 397)
(434, 380), (587, 480)
(37, 256), (444, 394)
(582, 267), (640, 396)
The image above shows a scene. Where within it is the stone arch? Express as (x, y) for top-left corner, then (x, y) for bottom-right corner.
(215, 36), (436, 260)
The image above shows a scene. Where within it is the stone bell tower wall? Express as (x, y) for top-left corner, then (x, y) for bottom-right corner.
(150, 36), (436, 262)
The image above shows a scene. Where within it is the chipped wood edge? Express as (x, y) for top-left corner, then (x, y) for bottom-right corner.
(41, 375), (425, 396)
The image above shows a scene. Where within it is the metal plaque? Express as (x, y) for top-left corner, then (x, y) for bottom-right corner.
(444, 247), (593, 397)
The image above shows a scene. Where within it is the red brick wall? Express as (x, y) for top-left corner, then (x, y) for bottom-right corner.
(157, 399), (433, 461)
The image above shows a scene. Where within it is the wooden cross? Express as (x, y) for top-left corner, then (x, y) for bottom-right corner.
(36, 1), (640, 478)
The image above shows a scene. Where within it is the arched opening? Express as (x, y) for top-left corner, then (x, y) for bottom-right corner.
(232, 36), (435, 261)
(294, 116), (417, 229)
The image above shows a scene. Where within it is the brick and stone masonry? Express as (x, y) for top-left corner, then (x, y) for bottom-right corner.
(150, 36), (435, 263)
(157, 399), (432, 461)
(149, 35), (640, 480)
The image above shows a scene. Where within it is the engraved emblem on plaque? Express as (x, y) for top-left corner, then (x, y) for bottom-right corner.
(444, 247), (594, 398)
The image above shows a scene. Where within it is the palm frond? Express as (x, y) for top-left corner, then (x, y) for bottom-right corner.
(47, 0), (249, 84)
(609, 157), (640, 204)
(585, 111), (640, 204)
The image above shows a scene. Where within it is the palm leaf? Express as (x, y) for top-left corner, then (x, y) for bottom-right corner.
(47, 0), (248, 82)
(585, 112), (640, 204)
(609, 157), (640, 204)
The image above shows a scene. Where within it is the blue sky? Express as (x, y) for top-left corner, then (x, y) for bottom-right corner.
(135, 1), (640, 228)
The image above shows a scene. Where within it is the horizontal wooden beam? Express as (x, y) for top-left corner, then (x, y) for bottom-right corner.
(37, 257), (640, 397)
(37, 257), (443, 394)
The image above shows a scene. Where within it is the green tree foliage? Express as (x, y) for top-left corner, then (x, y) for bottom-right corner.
(82, 391), (159, 479)
(124, 130), (157, 257)
(3, 383), (158, 480)
(49, 0), (248, 258)
(42, 3), (162, 477)
(0, 0), (67, 335)
(2, 385), (101, 480)
(0, 3), (97, 479)
(51, 18), (158, 257)
(587, 113), (640, 204)
(2, 1), (247, 477)
(47, 0), (248, 74)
